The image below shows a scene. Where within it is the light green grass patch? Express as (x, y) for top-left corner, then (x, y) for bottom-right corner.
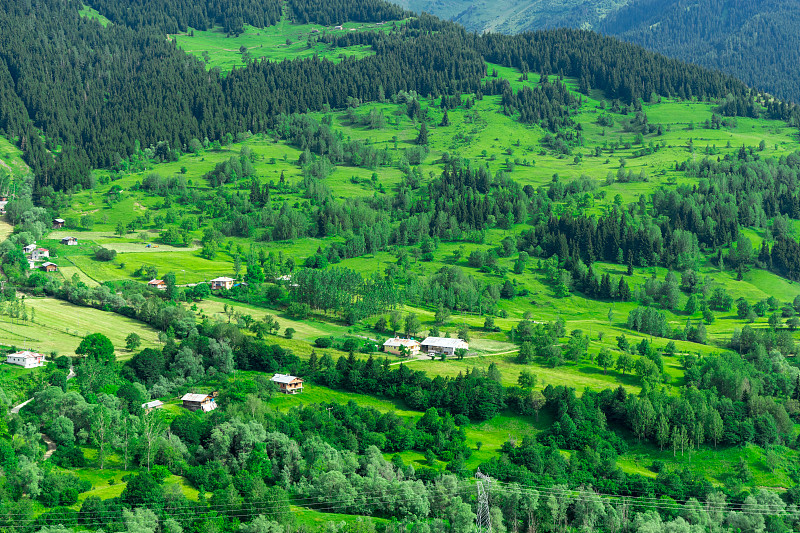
(79, 4), (112, 26)
(172, 21), (380, 72)
(0, 297), (161, 359)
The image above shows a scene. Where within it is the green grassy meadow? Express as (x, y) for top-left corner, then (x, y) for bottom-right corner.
(171, 22), (379, 72)
(0, 297), (161, 358)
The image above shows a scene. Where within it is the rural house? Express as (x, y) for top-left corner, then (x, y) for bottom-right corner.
(210, 276), (235, 290)
(383, 337), (421, 356)
(420, 337), (469, 356)
(181, 392), (217, 412)
(40, 262), (58, 272)
(0, 200), (7, 215)
(31, 248), (49, 261)
(148, 279), (167, 291)
(6, 350), (46, 368)
(271, 374), (304, 394)
(23, 243), (36, 254)
(141, 400), (164, 412)
(61, 236), (78, 245)
(53, 218), (65, 229)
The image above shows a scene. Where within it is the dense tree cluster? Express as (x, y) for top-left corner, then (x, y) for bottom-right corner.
(86, 0), (282, 34)
(287, 0), (409, 25)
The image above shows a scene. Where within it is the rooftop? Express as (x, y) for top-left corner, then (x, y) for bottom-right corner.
(383, 337), (421, 347)
(8, 350), (45, 359)
(421, 337), (469, 348)
(271, 373), (302, 384)
(211, 277), (235, 282)
(181, 393), (212, 402)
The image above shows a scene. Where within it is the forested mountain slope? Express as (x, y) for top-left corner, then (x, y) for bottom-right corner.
(394, 0), (800, 102)
(0, 0), (755, 194)
(3, 0), (800, 531)
(598, 0), (800, 104)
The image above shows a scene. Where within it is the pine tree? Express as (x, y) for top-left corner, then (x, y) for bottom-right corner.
(416, 122), (429, 145)
(440, 109), (450, 127)
(618, 277), (631, 301)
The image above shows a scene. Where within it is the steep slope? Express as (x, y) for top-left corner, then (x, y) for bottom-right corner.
(598, 0), (800, 102)
(395, 0), (800, 102)
(395, 0), (631, 33)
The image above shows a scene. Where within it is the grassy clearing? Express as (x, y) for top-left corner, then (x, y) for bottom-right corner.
(0, 219), (12, 242)
(0, 297), (161, 359)
(621, 442), (798, 489)
(269, 383), (418, 417)
(78, 4), (112, 26)
(170, 16), (403, 72)
(403, 353), (643, 393)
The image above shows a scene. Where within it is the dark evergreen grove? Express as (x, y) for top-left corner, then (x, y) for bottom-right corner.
(0, 0), (773, 196)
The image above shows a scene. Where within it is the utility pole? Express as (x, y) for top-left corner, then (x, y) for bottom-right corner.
(476, 469), (492, 533)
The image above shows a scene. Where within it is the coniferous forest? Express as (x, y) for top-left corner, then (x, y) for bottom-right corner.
(3, 0), (800, 532)
(0, 0), (760, 193)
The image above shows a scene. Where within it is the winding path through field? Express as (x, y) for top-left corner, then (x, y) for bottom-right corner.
(42, 434), (56, 460)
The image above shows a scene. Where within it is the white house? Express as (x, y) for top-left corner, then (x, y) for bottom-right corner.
(210, 276), (235, 290)
(23, 243), (36, 254)
(383, 337), (421, 357)
(31, 248), (49, 261)
(6, 351), (46, 368)
(420, 337), (469, 356)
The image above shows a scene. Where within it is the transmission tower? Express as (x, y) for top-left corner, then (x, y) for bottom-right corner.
(476, 469), (492, 532)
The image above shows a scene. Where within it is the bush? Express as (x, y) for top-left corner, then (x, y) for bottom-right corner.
(341, 338), (360, 352)
(314, 337), (333, 348)
(287, 302), (311, 319)
(51, 446), (86, 468)
(94, 247), (117, 261)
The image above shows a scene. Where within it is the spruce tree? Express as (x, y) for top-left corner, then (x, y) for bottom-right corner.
(416, 122), (429, 145)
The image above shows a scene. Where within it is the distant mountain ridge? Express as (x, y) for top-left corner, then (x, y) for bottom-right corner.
(394, 0), (631, 34)
(394, 0), (800, 102)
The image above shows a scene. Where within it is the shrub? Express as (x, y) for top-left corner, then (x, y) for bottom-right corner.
(314, 337), (333, 348)
(94, 247), (117, 261)
(287, 302), (311, 319)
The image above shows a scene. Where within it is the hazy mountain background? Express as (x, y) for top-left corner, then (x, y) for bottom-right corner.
(394, 0), (800, 102)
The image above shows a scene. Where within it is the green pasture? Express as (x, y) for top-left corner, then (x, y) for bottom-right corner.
(171, 18), (391, 72)
(0, 297), (161, 359)
(621, 442), (798, 489)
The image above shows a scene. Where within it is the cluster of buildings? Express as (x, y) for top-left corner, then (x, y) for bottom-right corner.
(19, 222), (77, 272)
(383, 336), (469, 357)
(141, 374), (304, 413)
(21, 242), (57, 272)
(148, 276), (237, 291)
